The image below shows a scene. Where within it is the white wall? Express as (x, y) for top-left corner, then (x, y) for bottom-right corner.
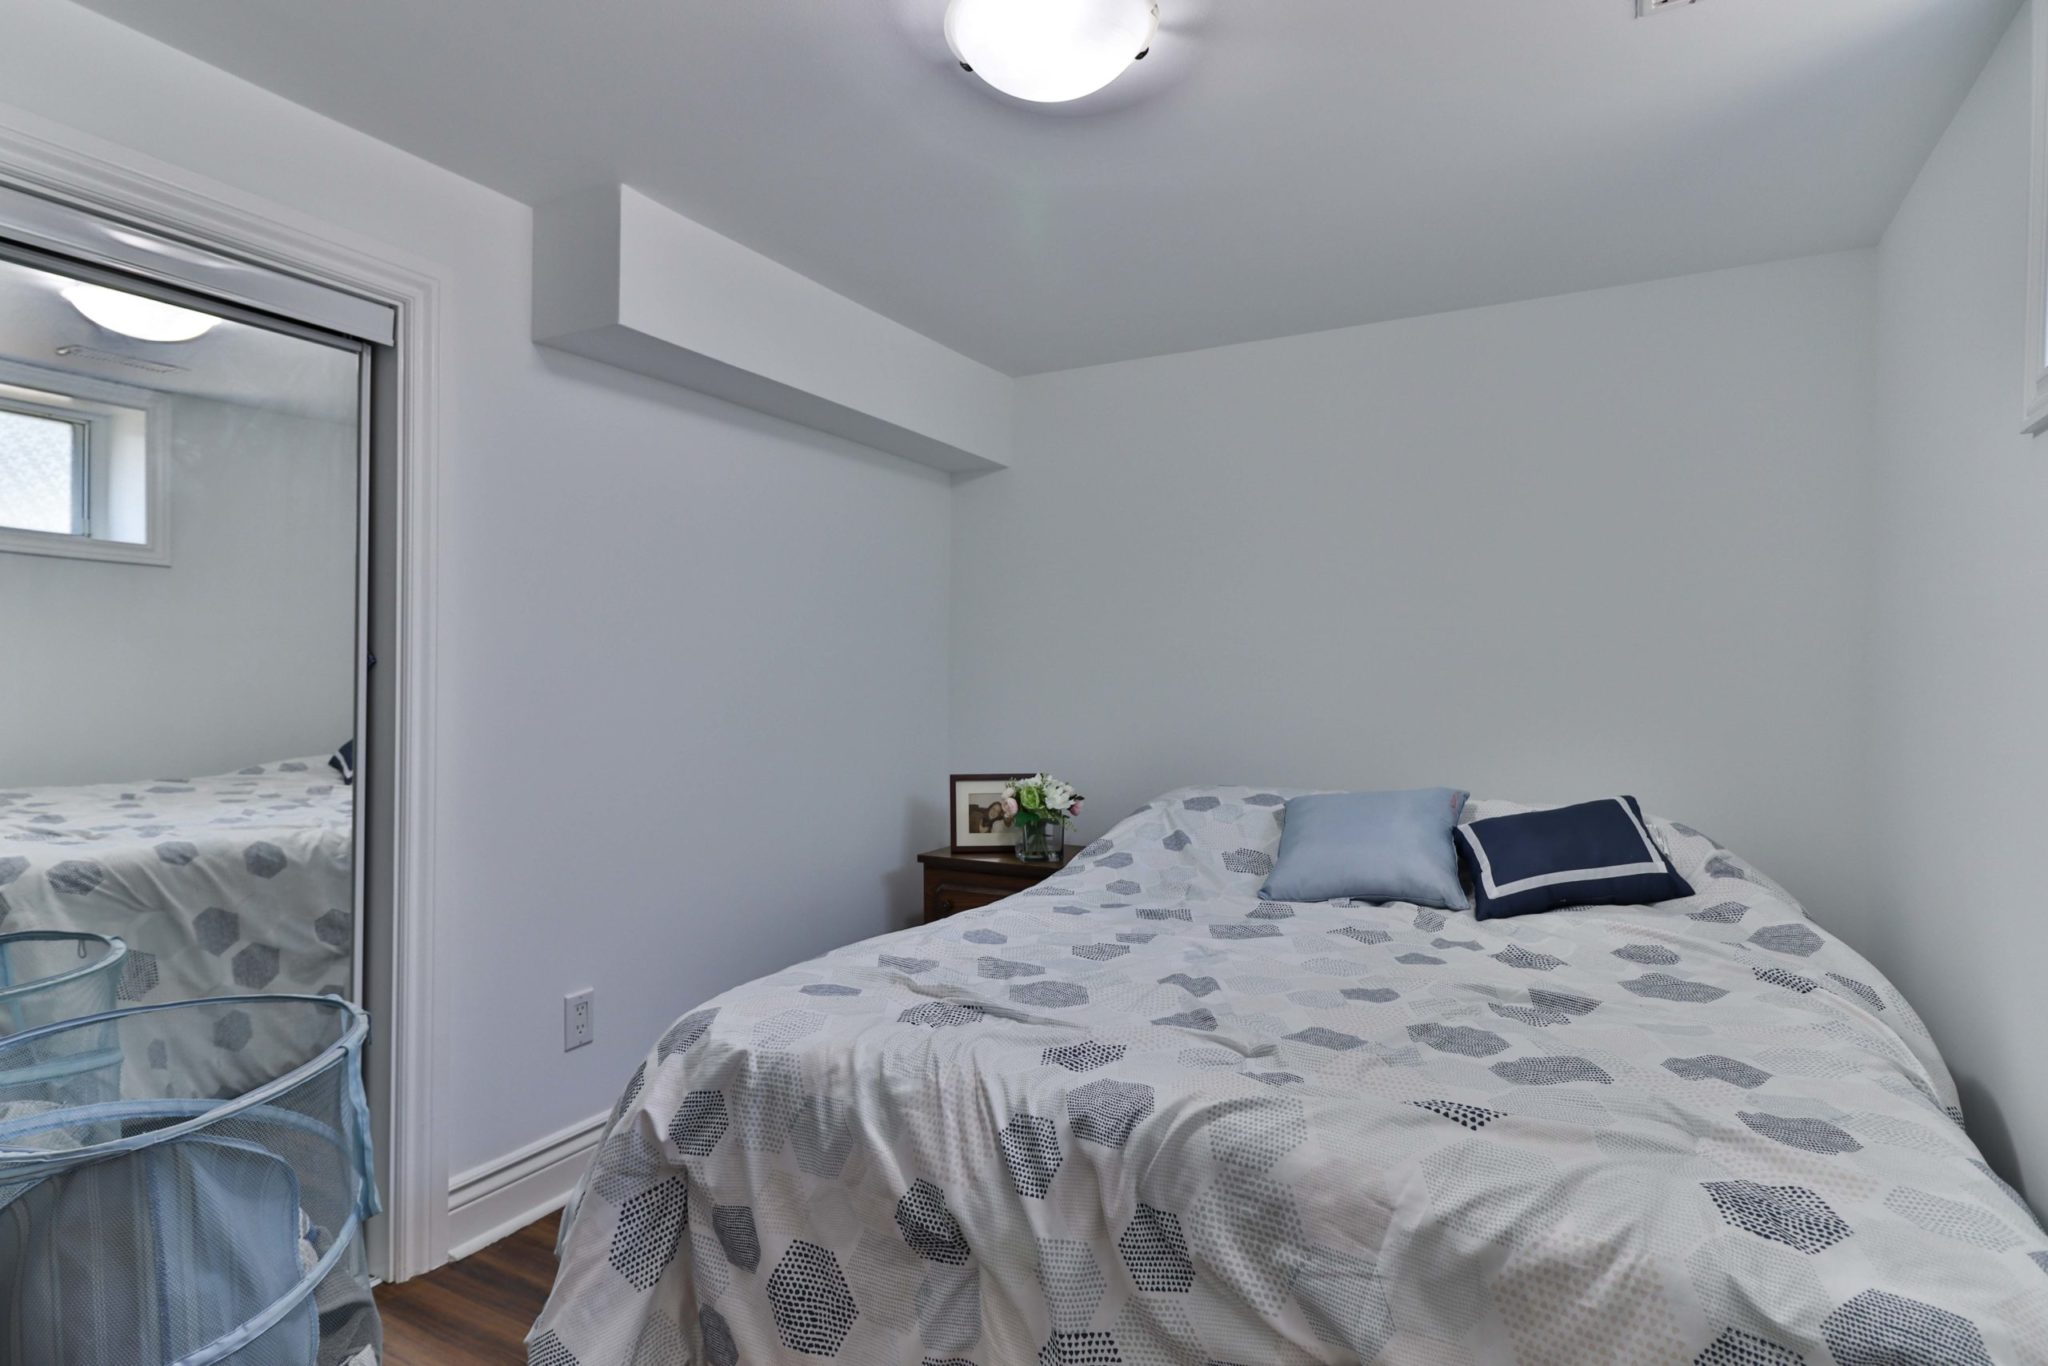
(535, 185), (1014, 473)
(0, 395), (357, 787)
(954, 251), (1879, 919)
(0, 0), (952, 1179)
(1865, 3), (2046, 1200)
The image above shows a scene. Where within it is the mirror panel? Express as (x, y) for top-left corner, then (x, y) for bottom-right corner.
(0, 250), (363, 1012)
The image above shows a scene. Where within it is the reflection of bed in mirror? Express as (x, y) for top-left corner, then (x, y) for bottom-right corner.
(0, 755), (353, 1007)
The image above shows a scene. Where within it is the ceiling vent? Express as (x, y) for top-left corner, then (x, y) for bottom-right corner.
(1637, 0), (1698, 12)
(54, 344), (188, 376)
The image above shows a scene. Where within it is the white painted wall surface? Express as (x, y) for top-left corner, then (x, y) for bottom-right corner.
(0, 0), (952, 1177)
(533, 186), (1013, 473)
(0, 395), (357, 788)
(1865, 4), (2046, 1200)
(612, 184), (1011, 460)
(954, 251), (1879, 921)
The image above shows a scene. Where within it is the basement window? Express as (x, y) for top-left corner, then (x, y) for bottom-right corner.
(0, 405), (84, 535)
(0, 367), (164, 565)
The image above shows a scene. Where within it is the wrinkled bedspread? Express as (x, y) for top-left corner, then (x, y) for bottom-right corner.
(0, 758), (354, 1005)
(533, 789), (2048, 1365)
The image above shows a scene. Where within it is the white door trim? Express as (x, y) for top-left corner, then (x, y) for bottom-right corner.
(0, 100), (449, 1279)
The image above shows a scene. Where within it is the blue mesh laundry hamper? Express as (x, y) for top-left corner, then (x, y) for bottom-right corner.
(0, 932), (127, 1040)
(0, 994), (382, 1366)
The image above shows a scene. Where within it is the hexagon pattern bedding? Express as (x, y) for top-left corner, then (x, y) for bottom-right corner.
(531, 788), (2048, 1365)
(0, 757), (355, 1009)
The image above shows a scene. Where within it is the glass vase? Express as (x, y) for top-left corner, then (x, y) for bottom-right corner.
(1014, 819), (1065, 863)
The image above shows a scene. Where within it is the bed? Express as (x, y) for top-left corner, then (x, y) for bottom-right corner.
(531, 788), (2048, 1365)
(0, 757), (354, 1007)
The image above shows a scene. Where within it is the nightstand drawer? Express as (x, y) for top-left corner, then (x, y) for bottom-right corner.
(917, 845), (1081, 924)
(923, 873), (1018, 921)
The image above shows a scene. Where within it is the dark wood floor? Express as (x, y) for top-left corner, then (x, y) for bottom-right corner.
(377, 1213), (559, 1365)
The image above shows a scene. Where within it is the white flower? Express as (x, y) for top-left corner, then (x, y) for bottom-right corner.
(1009, 772), (1080, 820)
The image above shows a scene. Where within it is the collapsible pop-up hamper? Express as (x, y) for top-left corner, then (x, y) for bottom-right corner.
(0, 994), (381, 1366)
(0, 931), (127, 1040)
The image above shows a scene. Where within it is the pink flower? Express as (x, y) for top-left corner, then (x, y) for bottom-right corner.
(1068, 800), (1083, 816)
(1002, 796), (1020, 818)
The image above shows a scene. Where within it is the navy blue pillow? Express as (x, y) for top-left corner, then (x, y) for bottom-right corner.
(1455, 796), (1691, 921)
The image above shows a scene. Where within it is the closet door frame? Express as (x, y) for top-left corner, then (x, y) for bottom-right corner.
(0, 109), (449, 1280)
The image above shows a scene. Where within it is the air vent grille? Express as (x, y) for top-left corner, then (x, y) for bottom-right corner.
(54, 344), (188, 376)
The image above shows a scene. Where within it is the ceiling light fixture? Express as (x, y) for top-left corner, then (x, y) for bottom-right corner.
(944, 0), (1159, 104)
(60, 283), (221, 343)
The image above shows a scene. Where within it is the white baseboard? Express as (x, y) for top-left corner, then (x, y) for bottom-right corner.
(445, 1109), (609, 1263)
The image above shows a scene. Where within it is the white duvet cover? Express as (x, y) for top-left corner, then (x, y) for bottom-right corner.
(0, 758), (354, 1008)
(533, 789), (2048, 1365)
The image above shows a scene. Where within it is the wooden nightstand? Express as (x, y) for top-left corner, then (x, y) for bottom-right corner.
(918, 845), (1084, 923)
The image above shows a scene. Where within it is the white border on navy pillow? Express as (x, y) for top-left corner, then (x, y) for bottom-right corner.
(1461, 797), (1667, 899)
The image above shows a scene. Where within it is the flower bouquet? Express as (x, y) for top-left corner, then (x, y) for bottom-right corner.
(1004, 773), (1083, 863)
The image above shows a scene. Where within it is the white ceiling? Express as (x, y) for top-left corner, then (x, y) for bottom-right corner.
(76, 0), (2019, 375)
(0, 256), (360, 422)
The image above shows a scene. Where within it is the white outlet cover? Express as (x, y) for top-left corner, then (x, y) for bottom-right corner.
(565, 989), (595, 1051)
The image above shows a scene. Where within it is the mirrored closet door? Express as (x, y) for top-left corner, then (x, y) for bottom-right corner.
(0, 243), (367, 1020)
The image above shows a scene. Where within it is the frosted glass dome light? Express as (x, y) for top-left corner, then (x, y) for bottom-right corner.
(61, 284), (220, 343)
(944, 0), (1160, 104)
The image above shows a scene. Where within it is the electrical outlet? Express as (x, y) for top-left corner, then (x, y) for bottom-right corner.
(565, 988), (595, 1051)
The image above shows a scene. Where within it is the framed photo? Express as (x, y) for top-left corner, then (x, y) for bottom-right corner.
(950, 772), (1021, 852)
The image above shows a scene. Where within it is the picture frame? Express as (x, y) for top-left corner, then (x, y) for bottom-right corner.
(950, 772), (1022, 852)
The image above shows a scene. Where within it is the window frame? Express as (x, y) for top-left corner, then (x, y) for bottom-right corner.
(0, 359), (167, 566)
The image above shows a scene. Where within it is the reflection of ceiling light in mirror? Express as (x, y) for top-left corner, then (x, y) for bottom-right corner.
(945, 0), (1159, 103)
(60, 283), (221, 343)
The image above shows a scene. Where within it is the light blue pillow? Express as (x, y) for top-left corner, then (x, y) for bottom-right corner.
(1261, 788), (1471, 909)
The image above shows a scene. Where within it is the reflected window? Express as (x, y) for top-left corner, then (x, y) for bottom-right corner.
(0, 368), (160, 564)
(0, 404), (84, 535)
